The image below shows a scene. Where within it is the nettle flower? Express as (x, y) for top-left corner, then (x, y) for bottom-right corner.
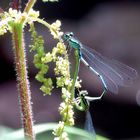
(27, 9), (40, 24)
(53, 121), (70, 140)
(50, 20), (63, 39)
(0, 17), (11, 35)
(0, 8), (40, 35)
(55, 56), (70, 76)
(8, 8), (22, 22)
(58, 88), (75, 126)
(75, 77), (82, 88)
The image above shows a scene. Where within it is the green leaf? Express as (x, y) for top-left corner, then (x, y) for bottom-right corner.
(0, 123), (109, 140)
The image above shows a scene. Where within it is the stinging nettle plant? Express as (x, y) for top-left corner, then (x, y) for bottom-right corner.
(0, 0), (89, 140)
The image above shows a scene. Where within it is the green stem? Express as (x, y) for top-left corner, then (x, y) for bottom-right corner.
(34, 18), (51, 29)
(19, 0), (36, 24)
(12, 23), (35, 140)
(24, 0), (37, 13)
(70, 50), (80, 99)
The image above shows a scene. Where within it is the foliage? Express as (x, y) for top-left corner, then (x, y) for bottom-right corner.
(0, 124), (109, 140)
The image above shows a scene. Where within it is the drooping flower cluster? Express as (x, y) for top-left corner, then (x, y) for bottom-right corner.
(50, 20), (63, 39)
(30, 23), (53, 95)
(42, 40), (74, 140)
(53, 121), (69, 140)
(39, 19), (85, 140)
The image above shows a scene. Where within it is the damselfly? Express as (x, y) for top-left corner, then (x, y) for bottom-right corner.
(63, 32), (137, 139)
(63, 32), (138, 99)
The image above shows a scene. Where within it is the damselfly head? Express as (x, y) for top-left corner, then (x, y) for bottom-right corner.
(63, 32), (74, 41)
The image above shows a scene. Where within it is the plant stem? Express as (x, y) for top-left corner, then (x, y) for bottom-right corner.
(34, 17), (51, 29)
(24, 0), (37, 13)
(12, 23), (35, 140)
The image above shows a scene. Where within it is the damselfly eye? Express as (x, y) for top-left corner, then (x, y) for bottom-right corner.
(63, 32), (74, 41)
(69, 32), (74, 37)
(65, 32), (74, 38)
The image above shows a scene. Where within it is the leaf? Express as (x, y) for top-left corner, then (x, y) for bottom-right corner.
(0, 123), (109, 140)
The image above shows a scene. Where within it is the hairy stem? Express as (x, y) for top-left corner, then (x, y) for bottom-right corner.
(34, 17), (51, 29)
(24, 0), (37, 13)
(12, 23), (35, 140)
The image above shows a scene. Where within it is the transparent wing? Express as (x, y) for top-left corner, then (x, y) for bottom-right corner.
(84, 111), (96, 140)
(81, 45), (138, 94)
